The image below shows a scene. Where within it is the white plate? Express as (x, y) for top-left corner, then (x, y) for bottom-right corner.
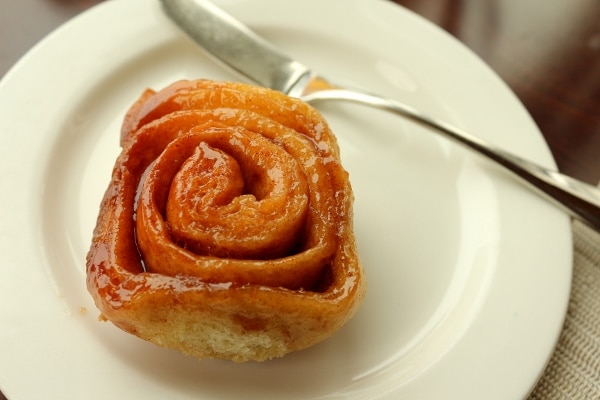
(0, 0), (572, 399)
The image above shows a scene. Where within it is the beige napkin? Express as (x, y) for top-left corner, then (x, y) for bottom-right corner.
(528, 213), (600, 399)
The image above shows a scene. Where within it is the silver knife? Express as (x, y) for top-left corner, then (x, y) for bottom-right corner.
(159, 0), (600, 230)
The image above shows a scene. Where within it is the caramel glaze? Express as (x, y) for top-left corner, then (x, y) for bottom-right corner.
(86, 80), (365, 360)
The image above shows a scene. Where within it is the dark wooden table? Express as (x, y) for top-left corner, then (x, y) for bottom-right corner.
(1, 0), (599, 399)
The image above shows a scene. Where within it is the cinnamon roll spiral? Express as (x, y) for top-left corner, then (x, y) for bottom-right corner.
(86, 80), (365, 362)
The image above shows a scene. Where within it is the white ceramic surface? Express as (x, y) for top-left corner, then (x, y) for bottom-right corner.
(0, 0), (572, 399)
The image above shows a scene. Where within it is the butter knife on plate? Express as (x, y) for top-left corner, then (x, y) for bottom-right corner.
(160, 0), (600, 230)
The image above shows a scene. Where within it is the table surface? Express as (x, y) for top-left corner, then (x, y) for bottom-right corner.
(1, 0), (599, 399)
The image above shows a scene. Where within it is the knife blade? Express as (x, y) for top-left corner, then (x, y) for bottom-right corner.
(160, 0), (314, 96)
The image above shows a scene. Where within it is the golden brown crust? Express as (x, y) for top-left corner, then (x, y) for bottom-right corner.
(86, 79), (365, 362)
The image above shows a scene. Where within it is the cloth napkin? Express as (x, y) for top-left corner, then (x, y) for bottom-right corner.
(528, 204), (600, 399)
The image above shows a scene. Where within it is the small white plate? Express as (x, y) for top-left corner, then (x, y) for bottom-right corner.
(0, 0), (572, 399)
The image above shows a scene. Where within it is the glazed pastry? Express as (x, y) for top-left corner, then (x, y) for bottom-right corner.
(86, 79), (365, 362)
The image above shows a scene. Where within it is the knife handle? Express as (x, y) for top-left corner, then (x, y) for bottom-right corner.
(304, 88), (600, 231)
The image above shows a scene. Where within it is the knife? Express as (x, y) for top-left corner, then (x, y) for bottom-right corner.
(159, 0), (600, 230)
